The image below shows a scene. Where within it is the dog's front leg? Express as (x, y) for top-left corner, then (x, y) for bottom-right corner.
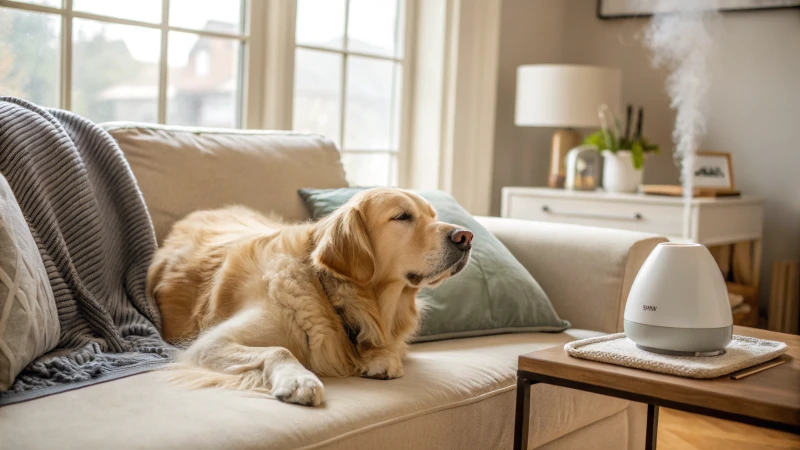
(177, 307), (325, 406)
(357, 342), (406, 380)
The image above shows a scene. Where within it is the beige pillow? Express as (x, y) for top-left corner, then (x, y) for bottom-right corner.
(0, 174), (59, 391)
(103, 124), (349, 244)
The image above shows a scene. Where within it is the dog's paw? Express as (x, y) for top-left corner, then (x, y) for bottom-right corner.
(271, 368), (325, 406)
(358, 350), (404, 380)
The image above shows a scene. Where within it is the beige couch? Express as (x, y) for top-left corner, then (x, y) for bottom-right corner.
(0, 124), (666, 450)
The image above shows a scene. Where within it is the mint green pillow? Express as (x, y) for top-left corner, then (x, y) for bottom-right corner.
(298, 188), (569, 342)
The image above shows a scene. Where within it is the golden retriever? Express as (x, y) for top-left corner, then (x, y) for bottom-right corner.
(147, 188), (473, 406)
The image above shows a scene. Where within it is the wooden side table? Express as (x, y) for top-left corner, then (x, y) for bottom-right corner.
(501, 187), (765, 327)
(513, 326), (799, 450)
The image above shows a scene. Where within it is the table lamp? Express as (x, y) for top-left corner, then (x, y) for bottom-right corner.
(515, 64), (621, 188)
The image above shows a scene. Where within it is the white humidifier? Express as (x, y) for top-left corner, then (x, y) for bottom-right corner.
(624, 242), (733, 356)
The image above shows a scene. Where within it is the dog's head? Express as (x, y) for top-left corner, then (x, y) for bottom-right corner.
(312, 188), (472, 287)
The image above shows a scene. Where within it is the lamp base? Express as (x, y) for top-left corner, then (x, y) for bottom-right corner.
(548, 129), (582, 188)
(548, 174), (565, 189)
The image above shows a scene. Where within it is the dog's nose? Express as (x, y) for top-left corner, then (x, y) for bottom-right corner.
(449, 229), (474, 250)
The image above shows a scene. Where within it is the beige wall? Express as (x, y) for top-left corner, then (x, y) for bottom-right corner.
(491, 0), (566, 215)
(492, 0), (800, 306)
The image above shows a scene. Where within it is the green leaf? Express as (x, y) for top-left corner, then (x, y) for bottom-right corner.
(585, 112), (660, 157)
(631, 141), (645, 169)
(640, 137), (660, 153)
(584, 131), (609, 152)
(603, 128), (619, 152)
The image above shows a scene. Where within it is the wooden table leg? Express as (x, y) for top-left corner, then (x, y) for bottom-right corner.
(513, 376), (531, 450)
(646, 404), (659, 450)
(752, 239), (762, 290)
(752, 239), (763, 327)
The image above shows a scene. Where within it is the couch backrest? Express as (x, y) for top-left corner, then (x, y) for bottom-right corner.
(103, 123), (348, 244)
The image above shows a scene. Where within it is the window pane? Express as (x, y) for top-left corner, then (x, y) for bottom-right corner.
(347, 0), (400, 57)
(73, 0), (162, 24)
(11, 0), (62, 7)
(170, 0), (242, 34)
(389, 153), (398, 186)
(344, 56), (395, 150)
(72, 19), (160, 123)
(0, 8), (60, 108)
(390, 63), (402, 149)
(293, 48), (342, 146)
(394, 0), (405, 58)
(296, 0), (345, 51)
(167, 32), (240, 128)
(341, 152), (391, 187)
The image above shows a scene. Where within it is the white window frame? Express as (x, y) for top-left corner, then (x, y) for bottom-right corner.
(404, 0), (501, 215)
(0, 0), (259, 127)
(254, 0), (415, 188)
(294, 0), (412, 187)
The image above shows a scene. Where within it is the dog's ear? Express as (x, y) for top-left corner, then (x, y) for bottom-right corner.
(313, 206), (375, 284)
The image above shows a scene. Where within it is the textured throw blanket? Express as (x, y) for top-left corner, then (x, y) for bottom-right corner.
(0, 97), (173, 405)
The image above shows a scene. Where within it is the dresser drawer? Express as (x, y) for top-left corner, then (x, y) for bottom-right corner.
(503, 194), (684, 237)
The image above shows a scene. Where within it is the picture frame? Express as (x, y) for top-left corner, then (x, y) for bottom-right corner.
(693, 151), (735, 190)
(597, 0), (800, 20)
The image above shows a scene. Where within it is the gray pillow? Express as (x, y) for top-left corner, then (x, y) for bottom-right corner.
(0, 174), (59, 391)
(298, 188), (569, 342)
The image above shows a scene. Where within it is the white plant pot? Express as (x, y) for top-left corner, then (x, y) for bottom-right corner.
(602, 150), (644, 193)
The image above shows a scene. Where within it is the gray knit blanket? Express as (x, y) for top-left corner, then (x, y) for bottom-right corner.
(0, 97), (174, 406)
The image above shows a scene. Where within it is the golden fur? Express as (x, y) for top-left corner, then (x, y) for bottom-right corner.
(148, 188), (472, 406)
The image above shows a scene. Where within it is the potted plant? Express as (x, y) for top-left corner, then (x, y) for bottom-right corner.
(584, 105), (659, 193)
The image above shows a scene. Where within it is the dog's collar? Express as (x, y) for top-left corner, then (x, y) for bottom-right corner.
(317, 269), (360, 348)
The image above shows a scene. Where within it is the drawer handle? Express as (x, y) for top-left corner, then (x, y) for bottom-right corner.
(541, 205), (643, 221)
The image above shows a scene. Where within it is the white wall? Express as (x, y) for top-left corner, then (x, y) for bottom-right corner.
(492, 0), (800, 307)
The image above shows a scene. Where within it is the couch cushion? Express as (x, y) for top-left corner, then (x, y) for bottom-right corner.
(102, 123), (348, 244)
(0, 330), (633, 450)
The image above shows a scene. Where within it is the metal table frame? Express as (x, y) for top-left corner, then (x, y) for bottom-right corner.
(513, 370), (799, 450)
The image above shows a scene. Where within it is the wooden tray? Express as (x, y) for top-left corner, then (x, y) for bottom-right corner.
(640, 184), (741, 198)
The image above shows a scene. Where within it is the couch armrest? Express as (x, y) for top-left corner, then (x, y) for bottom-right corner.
(475, 216), (666, 334)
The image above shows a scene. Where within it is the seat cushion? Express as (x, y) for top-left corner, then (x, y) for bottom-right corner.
(0, 330), (633, 450)
(102, 123), (348, 244)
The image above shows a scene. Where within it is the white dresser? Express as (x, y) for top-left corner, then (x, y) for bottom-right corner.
(501, 187), (765, 326)
(501, 187), (763, 245)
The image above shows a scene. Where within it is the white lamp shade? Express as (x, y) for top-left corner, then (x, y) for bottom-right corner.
(515, 64), (621, 128)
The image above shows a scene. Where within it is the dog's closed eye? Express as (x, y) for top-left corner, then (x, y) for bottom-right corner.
(391, 212), (412, 221)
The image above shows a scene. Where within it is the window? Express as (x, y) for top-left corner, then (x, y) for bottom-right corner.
(292, 0), (406, 187)
(0, 0), (247, 128)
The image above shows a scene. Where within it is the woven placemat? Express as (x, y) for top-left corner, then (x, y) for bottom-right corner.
(564, 333), (787, 379)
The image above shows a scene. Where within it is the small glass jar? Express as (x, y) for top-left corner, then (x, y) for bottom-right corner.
(565, 145), (600, 191)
